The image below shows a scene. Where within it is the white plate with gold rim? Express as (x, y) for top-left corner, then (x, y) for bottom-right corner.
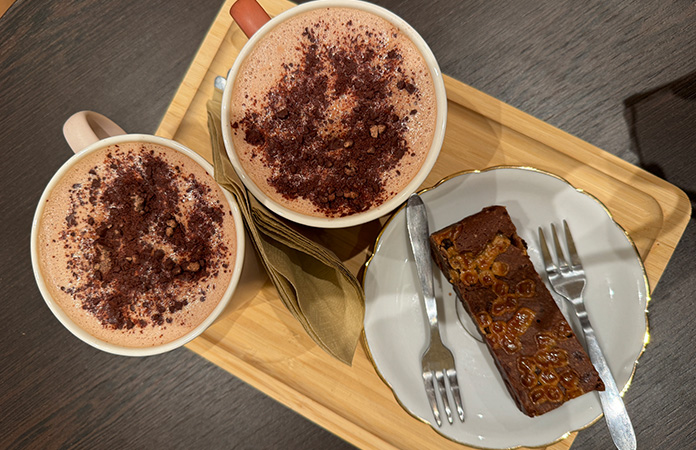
(362, 166), (649, 449)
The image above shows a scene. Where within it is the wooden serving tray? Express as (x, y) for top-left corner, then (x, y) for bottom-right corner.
(156, 1), (691, 448)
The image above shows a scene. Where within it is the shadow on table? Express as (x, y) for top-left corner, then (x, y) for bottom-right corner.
(624, 70), (696, 217)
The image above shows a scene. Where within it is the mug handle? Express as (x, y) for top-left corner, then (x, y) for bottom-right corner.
(63, 111), (127, 154)
(230, 0), (271, 38)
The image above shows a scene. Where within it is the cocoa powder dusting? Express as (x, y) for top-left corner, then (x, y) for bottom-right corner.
(232, 21), (422, 216)
(59, 148), (229, 331)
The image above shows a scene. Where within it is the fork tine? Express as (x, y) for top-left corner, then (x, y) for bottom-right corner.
(435, 370), (453, 424)
(538, 227), (557, 274)
(423, 371), (442, 426)
(446, 368), (465, 422)
(563, 220), (583, 269)
(551, 223), (569, 271)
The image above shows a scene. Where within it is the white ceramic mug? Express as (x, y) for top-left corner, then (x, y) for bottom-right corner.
(221, 0), (447, 228)
(31, 111), (265, 356)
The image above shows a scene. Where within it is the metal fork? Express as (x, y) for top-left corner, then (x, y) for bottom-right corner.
(406, 194), (465, 426)
(539, 221), (636, 450)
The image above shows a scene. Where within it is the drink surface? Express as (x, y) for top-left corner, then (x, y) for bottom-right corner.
(229, 7), (437, 218)
(38, 142), (237, 348)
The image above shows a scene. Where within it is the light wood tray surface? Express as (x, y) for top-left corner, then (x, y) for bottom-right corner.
(155, 1), (691, 448)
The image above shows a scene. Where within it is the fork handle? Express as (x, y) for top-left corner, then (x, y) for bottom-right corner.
(578, 312), (637, 450)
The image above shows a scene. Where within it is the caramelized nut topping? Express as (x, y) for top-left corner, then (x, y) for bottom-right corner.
(511, 326), (586, 406)
(491, 295), (517, 316)
(448, 269), (458, 284)
(539, 369), (559, 386)
(530, 387), (545, 404)
(479, 270), (495, 286)
(476, 311), (492, 328)
(438, 233), (537, 321)
(515, 342), (577, 405)
(535, 332), (557, 350)
(516, 279), (535, 297)
(491, 261), (509, 277)
(545, 385), (563, 402)
(484, 307), (536, 355)
(520, 371), (537, 388)
(445, 246), (459, 259)
(493, 281), (508, 296)
(518, 356), (536, 373)
(508, 307), (534, 334)
(460, 271), (478, 286)
(449, 255), (467, 270)
(555, 320), (574, 339)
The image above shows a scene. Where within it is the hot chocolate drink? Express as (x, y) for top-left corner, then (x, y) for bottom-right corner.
(229, 6), (437, 218)
(37, 142), (237, 348)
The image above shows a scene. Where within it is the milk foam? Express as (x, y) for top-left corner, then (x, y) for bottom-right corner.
(38, 142), (237, 348)
(230, 7), (437, 217)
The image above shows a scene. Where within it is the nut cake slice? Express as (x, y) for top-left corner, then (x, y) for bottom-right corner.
(429, 205), (604, 417)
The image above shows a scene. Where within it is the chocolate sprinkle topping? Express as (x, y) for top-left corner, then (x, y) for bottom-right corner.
(232, 20), (423, 217)
(58, 148), (229, 330)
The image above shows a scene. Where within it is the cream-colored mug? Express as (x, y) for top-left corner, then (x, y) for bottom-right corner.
(221, 0), (447, 228)
(31, 111), (265, 356)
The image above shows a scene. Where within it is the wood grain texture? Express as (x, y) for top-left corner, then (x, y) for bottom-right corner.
(1, 0), (694, 449)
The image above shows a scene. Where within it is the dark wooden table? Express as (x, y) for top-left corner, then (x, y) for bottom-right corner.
(1, 1), (694, 448)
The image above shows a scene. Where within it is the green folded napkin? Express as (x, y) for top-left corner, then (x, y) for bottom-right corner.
(206, 88), (364, 365)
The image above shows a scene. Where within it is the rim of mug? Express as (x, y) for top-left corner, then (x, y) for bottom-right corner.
(221, 0), (447, 228)
(30, 134), (246, 357)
